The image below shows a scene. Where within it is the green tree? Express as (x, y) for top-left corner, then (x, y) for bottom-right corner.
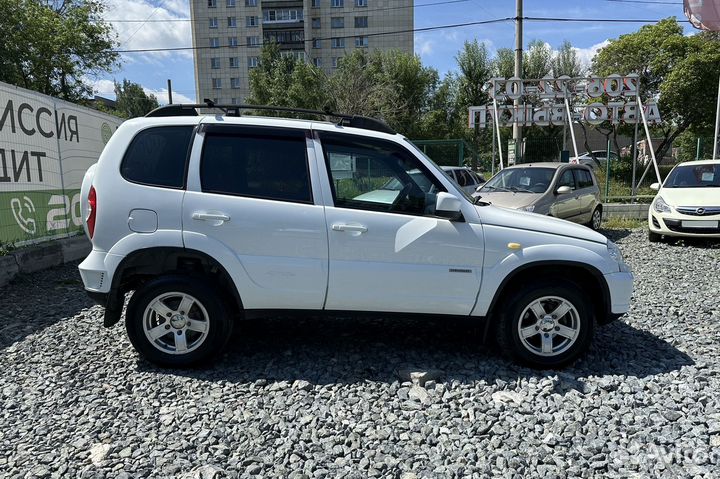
(0, 0), (118, 101)
(524, 40), (553, 79)
(112, 79), (159, 119)
(592, 18), (720, 161)
(494, 48), (515, 78)
(553, 40), (584, 77)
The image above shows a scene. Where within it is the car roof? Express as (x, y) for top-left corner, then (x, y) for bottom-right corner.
(675, 159), (720, 167)
(441, 166), (470, 171)
(504, 162), (584, 170)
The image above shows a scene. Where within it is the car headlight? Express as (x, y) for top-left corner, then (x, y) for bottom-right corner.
(607, 241), (624, 263)
(653, 196), (672, 213)
(520, 205), (535, 212)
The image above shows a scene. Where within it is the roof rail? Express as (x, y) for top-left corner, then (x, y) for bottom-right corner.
(144, 100), (396, 135)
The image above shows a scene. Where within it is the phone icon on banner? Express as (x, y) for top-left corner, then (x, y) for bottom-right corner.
(10, 196), (37, 235)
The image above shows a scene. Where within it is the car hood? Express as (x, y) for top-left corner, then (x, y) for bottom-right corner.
(658, 187), (720, 206)
(475, 191), (543, 209)
(475, 204), (608, 244)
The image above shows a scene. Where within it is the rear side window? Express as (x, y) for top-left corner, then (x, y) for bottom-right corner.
(200, 126), (312, 203)
(575, 169), (594, 188)
(121, 126), (195, 188)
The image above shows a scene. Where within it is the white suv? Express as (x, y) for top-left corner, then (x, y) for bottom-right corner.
(78, 104), (633, 369)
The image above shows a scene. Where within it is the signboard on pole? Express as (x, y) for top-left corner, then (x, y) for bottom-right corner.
(0, 81), (123, 245)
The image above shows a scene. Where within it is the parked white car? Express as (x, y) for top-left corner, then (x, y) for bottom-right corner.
(78, 104), (633, 369)
(441, 166), (485, 195)
(570, 150), (619, 170)
(648, 160), (720, 242)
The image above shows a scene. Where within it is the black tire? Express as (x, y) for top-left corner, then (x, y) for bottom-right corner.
(648, 230), (662, 243)
(125, 275), (233, 367)
(494, 279), (595, 369)
(587, 207), (602, 230)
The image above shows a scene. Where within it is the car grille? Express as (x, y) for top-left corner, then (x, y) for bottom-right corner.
(664, 219), (720, 234)
(676, 206), (720, 216)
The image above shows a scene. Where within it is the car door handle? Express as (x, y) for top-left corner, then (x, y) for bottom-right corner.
(192, 212), (230, 222)
(332, 223), (368, 233)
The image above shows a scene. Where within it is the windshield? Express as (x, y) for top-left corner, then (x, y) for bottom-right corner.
(664, 164), (720, 188)
(481, 167), (556, 193)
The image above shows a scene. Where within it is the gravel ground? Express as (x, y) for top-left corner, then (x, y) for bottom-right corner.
(1, 229), (719, 478)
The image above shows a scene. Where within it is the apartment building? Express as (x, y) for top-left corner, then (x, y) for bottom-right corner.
(190, 0), (414, 103)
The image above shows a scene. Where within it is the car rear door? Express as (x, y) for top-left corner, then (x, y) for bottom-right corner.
(314, 131), (483, 315)
(573, 168), (598, 223)
(182, 123), (329, 310)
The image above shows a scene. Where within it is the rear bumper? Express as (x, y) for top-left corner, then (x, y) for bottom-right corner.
(79, 249), (125, 327)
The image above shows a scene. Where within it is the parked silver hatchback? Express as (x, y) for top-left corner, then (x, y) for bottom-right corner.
(472, 163), (603, 230)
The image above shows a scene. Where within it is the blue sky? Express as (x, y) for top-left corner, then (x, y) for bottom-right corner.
(95, 0), (689, 104)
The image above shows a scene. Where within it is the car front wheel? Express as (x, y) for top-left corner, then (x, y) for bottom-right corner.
(125, 276), (232, 367)
(495, 280), (594, 368)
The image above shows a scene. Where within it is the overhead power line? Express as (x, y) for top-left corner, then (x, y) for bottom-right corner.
(113, 15), (690, 54)
(105, 0), (470, 23)
(604, 0), (681, 4)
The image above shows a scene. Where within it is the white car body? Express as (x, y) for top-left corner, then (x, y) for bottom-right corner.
(78, 112), (633, 367)
(648, 160), (720, 239)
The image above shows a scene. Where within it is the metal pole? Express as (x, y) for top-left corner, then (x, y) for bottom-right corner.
(459, 140), (464, 167)
(491, 125), (496, 176)
(167, 79), (173, 104)
(696, 137), (702, 161)
(604, 139), (611, 202)
(631, 118), (639, 199)
(713, 74), (720, 160)
(637, 96), (662, 183)
(564, 97), (579, 159)
(492, 98), (505, 170)
(512, 0), (523, 161)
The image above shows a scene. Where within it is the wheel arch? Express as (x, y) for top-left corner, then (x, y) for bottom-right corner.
(103, 246), (244, 327)
(483, 260), (611, 340)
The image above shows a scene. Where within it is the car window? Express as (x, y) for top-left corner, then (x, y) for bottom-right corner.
(200, 126), (312, 203)
(455, 169), (470, 187)
(482, 167), (555, 193)
(664, 164), (720, 188)
(468, 171), (482, 185)
(558, 169), (576, 190)
(575, 169), (594, 189)
(320, 132), (444, 215)
(121, 126), (195, 188)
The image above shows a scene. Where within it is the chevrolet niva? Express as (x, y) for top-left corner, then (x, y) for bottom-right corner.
(79, 104), (633, 369)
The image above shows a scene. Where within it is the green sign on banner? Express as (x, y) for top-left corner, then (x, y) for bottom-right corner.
(0, 189), (83, 244)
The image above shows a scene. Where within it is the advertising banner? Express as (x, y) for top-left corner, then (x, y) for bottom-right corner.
(0, 81), (123, 245)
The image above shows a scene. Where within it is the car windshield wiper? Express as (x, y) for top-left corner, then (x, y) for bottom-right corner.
(510, 186), (534, 193)
(484, 185), (512, 192)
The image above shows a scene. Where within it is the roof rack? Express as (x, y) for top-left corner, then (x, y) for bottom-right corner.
(144, 100), (396, 135)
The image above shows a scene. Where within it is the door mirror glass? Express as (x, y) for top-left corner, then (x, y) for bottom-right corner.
(556, 185), (572, 195)
(650, 182), (660, 191)
(435, 192), (463, 220)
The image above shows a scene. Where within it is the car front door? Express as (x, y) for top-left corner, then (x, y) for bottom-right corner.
(550, 168), (580, 220)
(315, 131), (483, 315)
(182, 124), (328, 310)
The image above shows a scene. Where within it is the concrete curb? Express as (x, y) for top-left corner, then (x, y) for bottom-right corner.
(603, 203), (650, 220)
(0, 235), (91, 288)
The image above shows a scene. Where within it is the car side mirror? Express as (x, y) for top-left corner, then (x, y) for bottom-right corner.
(556, 185), (571, 195)
(435, 192), (463, 221)
(650, 182), (660, 191)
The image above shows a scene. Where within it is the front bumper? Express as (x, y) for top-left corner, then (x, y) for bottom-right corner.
(604, 270), (634, 316)
(649, 210), (720, 238)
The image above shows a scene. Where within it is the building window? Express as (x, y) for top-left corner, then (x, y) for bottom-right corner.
(229, 57), (239, 68)
(208, 0), (217, 7)
(246, 15), (258, 27)
(312, 38), (321, 49)
(312, 17), (320, 29)
(231, 78), (241, 89)
(227, 0), (236, 6)
(355, 36), (368, 48)
(263, 9), (304, 23)
(332, 57), (340, 68)
(355, 0), (367, 6)
(331, 37), (345, 48)
(228, 36), (238, 47)
(228, 17), (237, 28)
(332, 0), (344, 7)
(245, 0), (257, 6)
(211, 57), (221, 69)
(313, 57), (322, 67)
(231, 98), (239, 105)
(212, 78), (222, 89)
(331, 17), (344, 29)
(209, 17), (218, 28)
(248, 56), (259, 68)
(247, 36), (260, 47)
(264, 30), (304, 45)
(354, 16), (368, 28)
(210, 37), (220, 48)
(311, 0), (320, 6)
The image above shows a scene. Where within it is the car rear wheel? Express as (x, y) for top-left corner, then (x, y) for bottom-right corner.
(125, 276), (232, 367)
(587, 207), (602, 230)
(495, 279), (594, 368)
